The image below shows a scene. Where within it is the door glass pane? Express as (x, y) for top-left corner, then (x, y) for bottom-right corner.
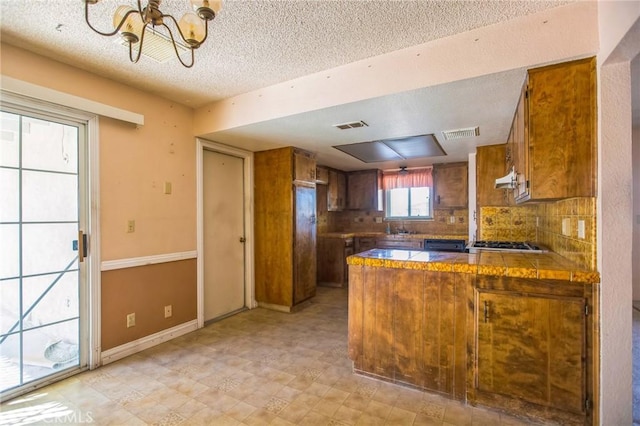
(22, 170), (78, 222)
(21, 117), (77, 174)
(1, 106), (84, 397)
(0, 224), (20, 279)
(22, 272), (79, 330)
(0, 168), (19, 222)
(0, 333), (22, 390)
(0, 279), (20, 335)
(22, 223), (78, 277)
(0, 111), (20, 167)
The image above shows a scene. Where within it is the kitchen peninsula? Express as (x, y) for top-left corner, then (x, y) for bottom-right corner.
(347, 248), (599, 425)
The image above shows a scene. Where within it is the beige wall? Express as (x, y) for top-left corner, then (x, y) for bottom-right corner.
(1, 43), (198, 349)
(634, 125), (640, 299)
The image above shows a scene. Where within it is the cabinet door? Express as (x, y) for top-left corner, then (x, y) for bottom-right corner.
(327, 169), (346, 211)
(355, 237), (376, 253)
(347, 170), (381, 211)
(293, 185), (317, 304)
(433, 163), (468, 208)
(293, 150), (316, 184)
(476, 145), (511, 207)
(475, 290), (586, 414)
(527, 57), (596, 201)
(375, 238), (423, 250)
(317, 237), (343, 285)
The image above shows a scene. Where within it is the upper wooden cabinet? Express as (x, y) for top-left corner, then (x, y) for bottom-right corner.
(315, 166), (329, 184)
(293, 149), (317, 184)
(327, 168), (347, 211)
(433, 162), (468, 208)
(509, 57), (597, 203)
(254, 147), (317, 311)
(347, 169), (382, 211)
(476, 145), (511, 207)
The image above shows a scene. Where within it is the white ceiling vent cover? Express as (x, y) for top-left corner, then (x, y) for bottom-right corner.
(442, 126), (480, 140)
(116, 28), (189, 63)
(333, 120), (368, 130)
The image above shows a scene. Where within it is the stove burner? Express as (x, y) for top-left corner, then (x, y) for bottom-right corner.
(470, 240), (546, 253)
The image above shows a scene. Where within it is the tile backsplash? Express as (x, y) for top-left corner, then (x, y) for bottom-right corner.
(326, 208), (468, 235)
(479, 197), (597, 271)
(536, 197), (597, 271)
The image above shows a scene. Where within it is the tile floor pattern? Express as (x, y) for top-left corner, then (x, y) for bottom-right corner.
(1, 287), (538, 425)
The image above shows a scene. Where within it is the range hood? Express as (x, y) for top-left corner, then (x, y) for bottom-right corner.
(495, 167), (517, 189)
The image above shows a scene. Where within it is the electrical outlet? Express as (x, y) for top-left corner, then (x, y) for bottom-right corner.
(164, 181), (172, 195)
(449, 216), (456, 224)
(164, 305), (172, 318)
(375, 217), (383, 223)
(353, 217), (359, 223)
(127, 220), (135, 233)
(126, 313), (135, 328)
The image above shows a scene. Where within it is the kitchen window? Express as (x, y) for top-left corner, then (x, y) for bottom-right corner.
(383, 168), (433, 220)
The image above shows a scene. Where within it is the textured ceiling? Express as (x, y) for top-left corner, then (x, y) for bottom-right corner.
(3, 0), (626, 172)
(0, 0), (571, 108)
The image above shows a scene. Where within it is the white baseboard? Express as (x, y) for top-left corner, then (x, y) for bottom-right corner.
(100, 320), (198, 365)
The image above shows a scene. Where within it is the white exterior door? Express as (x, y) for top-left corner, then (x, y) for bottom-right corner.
(0, 107), (90, 398)
(202, 149), (246, 322)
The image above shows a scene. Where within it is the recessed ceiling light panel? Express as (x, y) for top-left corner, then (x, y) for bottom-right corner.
(333, 133), (446, 163)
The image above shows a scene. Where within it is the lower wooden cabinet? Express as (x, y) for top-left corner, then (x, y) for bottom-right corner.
(469, 276), (594, 424)
(349, 267), (468, 399)
(355, 237), (376, 253)
(317, 236), (352, 287)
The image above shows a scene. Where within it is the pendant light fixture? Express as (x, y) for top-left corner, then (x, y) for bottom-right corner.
(84, 0), (222, 68)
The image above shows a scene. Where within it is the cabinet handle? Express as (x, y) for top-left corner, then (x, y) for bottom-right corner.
(484, 300), (489, 323)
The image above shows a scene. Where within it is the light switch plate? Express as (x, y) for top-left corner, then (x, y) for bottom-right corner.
(562, 218), (570, 236)
(164, 181), (172, 195)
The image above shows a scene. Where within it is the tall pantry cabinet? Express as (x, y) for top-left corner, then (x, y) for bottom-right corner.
(254, 147), (317, 312)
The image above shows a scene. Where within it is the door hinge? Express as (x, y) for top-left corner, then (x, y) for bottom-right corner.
(585, 304), (590, 316)
(584, 397), (591, 412)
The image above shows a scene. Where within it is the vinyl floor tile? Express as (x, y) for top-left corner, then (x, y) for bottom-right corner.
(1, 287), (539, 425)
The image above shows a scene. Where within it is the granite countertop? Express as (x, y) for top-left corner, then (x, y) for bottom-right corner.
(318, 232), (468, 240)
(347, 248), (600, 284)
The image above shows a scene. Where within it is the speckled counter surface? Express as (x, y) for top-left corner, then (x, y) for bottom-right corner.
(347, 248), (600, 284)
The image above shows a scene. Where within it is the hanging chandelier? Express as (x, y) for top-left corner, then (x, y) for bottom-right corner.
(84, 0), (222, 68)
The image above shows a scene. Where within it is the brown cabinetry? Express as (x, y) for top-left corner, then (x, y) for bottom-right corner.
(293, 149), (316, 184)
(508, 57), (597, 203)
(375, 237), (423, 250)
(476, 145), (511, 207)
(433, 162), (468, 208)
(255, 147), (317, 311)
(355, 237), (376, 253)
(317, 236), (352, 287)
(347, 169), (382, 211)
(469, 276), (593, 424)
(315, 166), (329, 184)
(349, 267), (468, 399)
(327, 168), (347, 211)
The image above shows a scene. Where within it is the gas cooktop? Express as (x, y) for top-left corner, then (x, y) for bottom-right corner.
(467, 240), (547, 253)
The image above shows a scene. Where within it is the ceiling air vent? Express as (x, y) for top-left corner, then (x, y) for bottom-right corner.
(116, 27), (189, 63)
(442, 126), (480, 141)
(333, 120), (368, 130)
